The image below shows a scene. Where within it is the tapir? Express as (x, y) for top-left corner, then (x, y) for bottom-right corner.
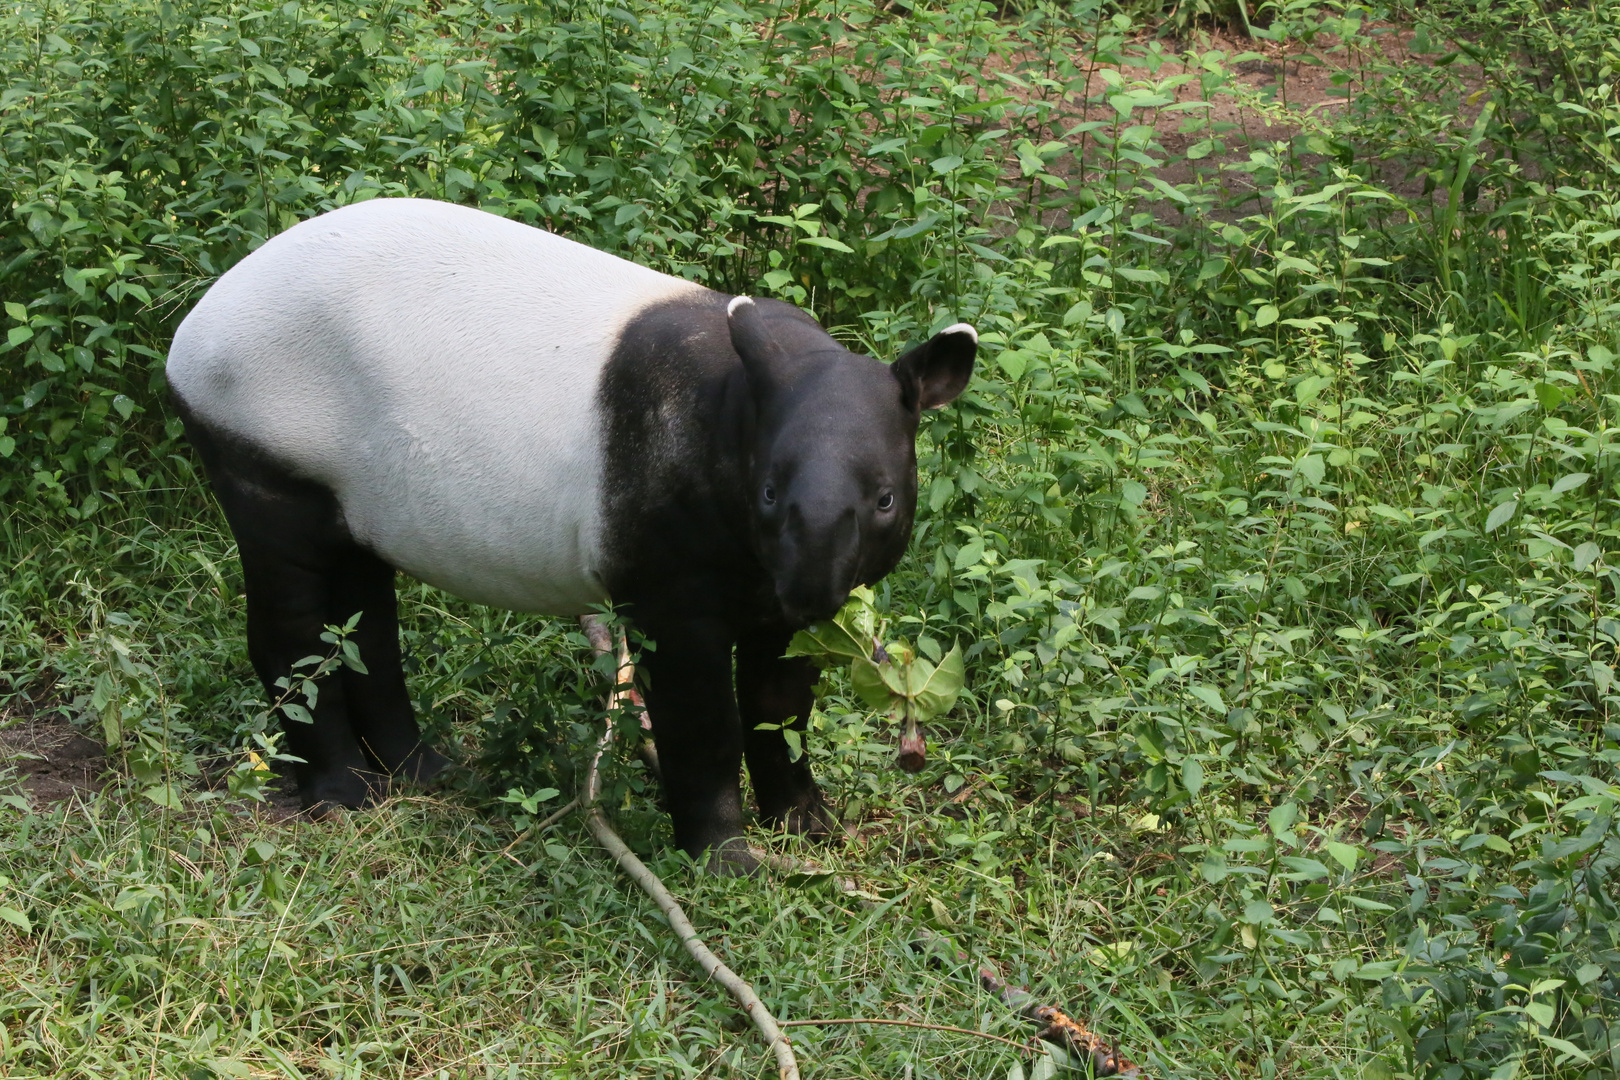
(166, 197), (975, 868)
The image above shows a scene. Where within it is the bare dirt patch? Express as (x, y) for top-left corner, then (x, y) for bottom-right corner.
(0, 693), (307, 818)
(984, 22), (1482, 223)
(0, 692), (106, 807)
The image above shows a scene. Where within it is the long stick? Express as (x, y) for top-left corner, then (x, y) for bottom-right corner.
(755, 850), (1143, 1078)
(578, 615), (1143, 1078)
(779, 1017), (1028, 1050)
(579, 615), (800, 1080)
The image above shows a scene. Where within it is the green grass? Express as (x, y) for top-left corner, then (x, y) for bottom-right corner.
(4, 0), (1620, 1076)
(0, 793), (1188, 1078)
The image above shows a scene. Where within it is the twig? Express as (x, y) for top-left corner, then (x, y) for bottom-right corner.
(579, 615), (800, 1080)
(577, 615), (1144, 1079)
(752, 855), (1141, 1076)
(497, 798), (580, 861)
(533, 797), (580, 832)
(778, 1017), (1028, 1050)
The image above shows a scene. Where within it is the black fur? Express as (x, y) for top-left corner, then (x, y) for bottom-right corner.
(175, 396), (447, 813)
(595, 296), (970, 869)
(178, 291), (973, 871)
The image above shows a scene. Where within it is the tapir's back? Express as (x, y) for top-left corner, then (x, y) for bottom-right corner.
(167, 198), (709, 613)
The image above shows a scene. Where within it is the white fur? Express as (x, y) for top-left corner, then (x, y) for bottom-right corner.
(941, 322), (977, 342)
(167, 198), (706, 614)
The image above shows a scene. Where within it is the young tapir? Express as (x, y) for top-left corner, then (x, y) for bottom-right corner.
(166, 197), (975, 869)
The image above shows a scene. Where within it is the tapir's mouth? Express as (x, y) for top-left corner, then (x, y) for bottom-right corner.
(776, 585), (852, 627)
(768, 495), (862, 626)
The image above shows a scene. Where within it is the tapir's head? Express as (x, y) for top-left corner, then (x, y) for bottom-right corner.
(727, 295), (976, 626)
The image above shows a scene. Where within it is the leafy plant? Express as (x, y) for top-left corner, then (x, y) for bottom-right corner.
(788, 586), (965, 771)
(4, 0), (1620, 1075)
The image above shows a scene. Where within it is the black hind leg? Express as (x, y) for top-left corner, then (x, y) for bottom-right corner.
(240, 541), (384, 812)
(181, 406), (384, 813)
(328, 549), (447, 784)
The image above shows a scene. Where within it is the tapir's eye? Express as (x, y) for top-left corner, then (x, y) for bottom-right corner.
(877, 492), (895, 512)
(763, 484), (777, 506)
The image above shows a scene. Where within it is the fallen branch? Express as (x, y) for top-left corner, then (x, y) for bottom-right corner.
(778, 1016), (1028, 1050)
(577, 614), (1144, 1078)
(579, 614), (799, 1080)
(920, 930), (1142, 1078)
(757, 849), (1144, 1078)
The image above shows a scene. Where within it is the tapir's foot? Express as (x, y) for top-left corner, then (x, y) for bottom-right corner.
(301, 767), (387, 818)
(704, 836), (762, 877)
(394, 743), (450, 786)
(759, 787), (840, 842)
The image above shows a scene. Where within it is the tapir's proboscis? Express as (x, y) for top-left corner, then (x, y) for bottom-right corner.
(167, 198), (975, 870)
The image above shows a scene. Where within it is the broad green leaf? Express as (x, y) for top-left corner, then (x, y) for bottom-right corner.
(904, 655), (937, 698)
(1254, 304), (1279, 327)
(785, 618), (868, 666)
(1572, 541), (1601, 571)
(1549, 472), (1589, 496)
(0, 905), (30, 933)
(1296, 454), (1325, 487)
(1532, 1033), (1591, 1064)
(798, 236), (854, 253)
(1182, 757), (1204, 795)
(910, 644), (964, 721)
(1120, 479), (1146, 505)
(1353, 960), (1399, 979)
(1187, 683), (1225, 713)
(849, 657), (894, 711)
(1267, 801), (1298, 840)
(1295, 374), (1331, 405)
(1485, 499), (1518, 532)
(1323, 840), (1360, 870)
(1279, 856), (1330, 879)
(1344, 895), (1396, 912)
(877, 657), (909, 697)
(837, 586), (878, 640)
(143, 782), (184, 810)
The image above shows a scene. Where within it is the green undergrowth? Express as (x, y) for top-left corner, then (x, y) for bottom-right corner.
(4, 0), (1620, 1077)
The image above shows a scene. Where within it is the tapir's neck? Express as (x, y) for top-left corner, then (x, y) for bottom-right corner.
(595, 295), (772, 626)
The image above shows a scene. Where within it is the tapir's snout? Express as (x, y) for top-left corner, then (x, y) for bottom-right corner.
(774, 496), (861, 625)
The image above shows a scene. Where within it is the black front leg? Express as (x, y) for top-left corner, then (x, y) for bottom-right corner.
(737, 629), (833, 838)
(634, 614), (752, 872)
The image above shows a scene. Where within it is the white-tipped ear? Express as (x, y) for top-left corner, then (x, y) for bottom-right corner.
(727, 294), (786, 400)
(893, 323), (977, 410)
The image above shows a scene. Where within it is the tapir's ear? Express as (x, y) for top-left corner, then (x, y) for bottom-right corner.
(727, 296), (786, 397)
(893, 323), (977, 410)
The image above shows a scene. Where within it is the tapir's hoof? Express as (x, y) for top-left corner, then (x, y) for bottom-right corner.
(301, 768), (386, 818)
(396, 744), (450, 785)
(762, 790), (840, 842)
(704, 837), (762, 877)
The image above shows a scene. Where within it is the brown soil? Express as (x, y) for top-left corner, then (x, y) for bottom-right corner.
(0, 691), (305, 818)
(0, 702), (108, 808)
(984, 22), (1483, 222)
